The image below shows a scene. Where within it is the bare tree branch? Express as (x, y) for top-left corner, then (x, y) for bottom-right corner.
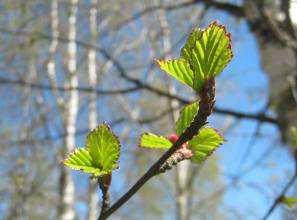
(261, 158), (297, 220)
(104, 0), (243, 35)
(0, 76), (141, 95)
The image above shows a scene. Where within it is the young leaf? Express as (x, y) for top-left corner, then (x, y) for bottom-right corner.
(139, 133), (172, 149)
(175, 102), (199, 135)
(64, 123), (120, 177)
(189, 127), (224, 163)
(64, 148), (108, 176)
(157, 22), (232, 92)
(86, 123), (120, 173)
(182, 21), (232, 91)
(280, 196), (297, 208)
(156, 59), (194, 88)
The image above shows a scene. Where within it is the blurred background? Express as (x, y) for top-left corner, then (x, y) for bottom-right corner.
(0, 0), (297, 219)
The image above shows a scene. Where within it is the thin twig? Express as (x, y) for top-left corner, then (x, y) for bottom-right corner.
(101, 0), (243, 36)
(0, 76), (141, 95)
(0, 28), (279, 125)
(98, 175), (111, 219)
(261, 157), (297, 220)
(99, 78), (216, 219)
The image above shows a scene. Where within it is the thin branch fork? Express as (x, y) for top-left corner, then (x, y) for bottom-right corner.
(0, 27), (279, 125)
(261, 154), (297, 220)
(101, 0), (243, 35)
(99, 78), (216, 219)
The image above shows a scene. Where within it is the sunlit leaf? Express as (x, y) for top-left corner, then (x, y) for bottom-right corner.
(189, 127), (224, 163)
(156, 21), (233, 92)
(182, 21), (232, 91)
(175, 102), (199, 135)
(86, 123), (120, 172)
(64, 148), (107, 176)
(64, 123), (120, 176)
(156, 58), (194, 88)
(139, 132), (172, 149)
(280, 196), (297, 208)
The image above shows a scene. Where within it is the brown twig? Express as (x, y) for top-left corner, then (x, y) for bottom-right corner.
(98, 78), (216, 219)
(98, 175), (112, 219)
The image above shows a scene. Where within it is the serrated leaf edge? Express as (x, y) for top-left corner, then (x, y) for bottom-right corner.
(63, 122), (121, 175)
(189, 127), (225, 163)
(138, 132), (172, 149)
(86, 122), (121, 169)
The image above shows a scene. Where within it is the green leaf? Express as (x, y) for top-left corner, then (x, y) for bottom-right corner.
(156, 58), (194, 88)
(181, 21), (233, 91)
(139, 132), (172, 149)
(181, 28), (203, 61)
(64, 148), (107, 176)
(86, 123), (120, 173)
(189, 127), (224, 164)
(280, 196), (297, 208)
(175, 102), (199, 135)
(63, 123), (120, 177)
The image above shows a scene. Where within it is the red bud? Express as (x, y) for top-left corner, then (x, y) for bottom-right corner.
(168, 134), (179, 143)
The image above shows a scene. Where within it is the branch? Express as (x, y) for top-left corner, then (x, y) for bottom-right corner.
(261, 8), (297, 50)
(98, 175), (112, 219)
(0, 76), (141, 95)
(105, 0), (243, 34)
(5, 118), (125, 146)
(261, 157), (297, 220)
(0, 28), (279, 125)
(214, 107), (278, 125)
(99, 78), (216, 219)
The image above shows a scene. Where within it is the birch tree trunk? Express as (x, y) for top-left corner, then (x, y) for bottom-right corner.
(59, 0), (79, 219)
(47, 0), (64, 107)
(87, 1), (99, 219)
(157, 4), (191, 220)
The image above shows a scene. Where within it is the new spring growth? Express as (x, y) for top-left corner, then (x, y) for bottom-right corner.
(168, 134), (193, 159)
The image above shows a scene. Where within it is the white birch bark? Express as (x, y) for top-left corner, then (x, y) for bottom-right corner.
(47, 0), (64, 108)
(60, 0), (79, 219)
(87, 1), (99, 219)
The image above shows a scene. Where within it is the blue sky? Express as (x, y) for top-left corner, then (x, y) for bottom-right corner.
(72, 14), (295, 220)
(1, 2), (295, 219)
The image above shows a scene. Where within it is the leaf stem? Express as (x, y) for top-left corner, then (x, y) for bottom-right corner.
(99, 78), (216, 219)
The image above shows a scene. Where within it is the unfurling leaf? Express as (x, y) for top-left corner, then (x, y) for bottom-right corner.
(139, 125), (224, 164)
(63, 123), (120, 176)
(175, 102), (199, 135)
(189, 127), (224, 163)
(157, 21), (232, 92)
(86, 124), (120, 172)
(64, 148), (108, 176)
(139, 133), (172, 149)
(156, 59), (194, 88)
(280, 196), (297, 208)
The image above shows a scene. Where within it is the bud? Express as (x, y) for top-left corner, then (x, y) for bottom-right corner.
(168, 133), (179, 143)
